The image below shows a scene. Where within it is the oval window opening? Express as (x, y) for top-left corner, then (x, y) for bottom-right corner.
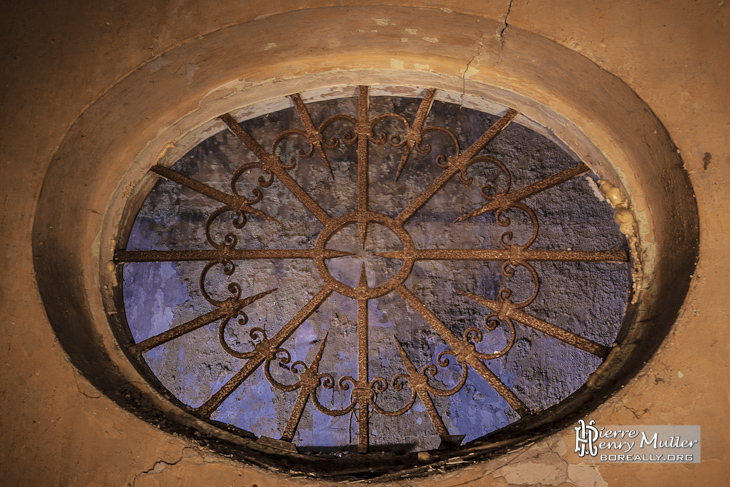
(113, 86), (633, 460)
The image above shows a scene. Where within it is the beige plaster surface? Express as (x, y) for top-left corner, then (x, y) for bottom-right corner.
(1, 1), (728, 486)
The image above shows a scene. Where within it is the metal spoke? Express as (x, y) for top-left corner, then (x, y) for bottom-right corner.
(394, 88), (437, 180)
(376, 248), (629, 263)
(395, 284), (528, 416)
(357, 86), (370, 246)
(220, 113), (333, 225)
(130, 288), (276, 355)
(280, 335), (329, 442)
(290, 93), (334, 177)
(456, 289), (610, 358)
(115, 248), (353, 263)
(396, 109), (518, 225)
(151, 165), (278, 223)
(456, 163), (590, 222)
(356, 265), (370, 453)
(394, 339), (449, 437)
(196, 286), (333, 418)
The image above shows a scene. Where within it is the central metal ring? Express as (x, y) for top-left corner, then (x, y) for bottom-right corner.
(314, 211), (415, 299)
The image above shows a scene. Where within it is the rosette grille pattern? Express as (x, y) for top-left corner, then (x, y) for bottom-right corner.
(116, 86), (631, 454)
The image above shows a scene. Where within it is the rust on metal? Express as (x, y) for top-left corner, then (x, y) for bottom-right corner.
(196, 285), (334, 418)
(394, 338), (450, 437)
(219, 113), (333, 225)
(116, 248), (353, 263)
(116, 87), (631, 453)
(290, 93), (334, 177)
(129, 288), (276, 355)
(395, 284), (529, 416)
(394, 88), (437, 180)
(395, 108), (518, 225)
(151, 164), (278, 223)
(376, 248), (629, 263)
(280, 334), (329, 442)
(357, 86), (371, 247)
(356, 265), (370, 453)
(456, 289), (611, 358)
(456, 163), (590, 222)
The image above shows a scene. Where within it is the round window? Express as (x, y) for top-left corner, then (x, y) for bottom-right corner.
(114, 86), (632, 458)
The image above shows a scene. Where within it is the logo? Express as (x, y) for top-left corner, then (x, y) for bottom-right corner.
(574, 419), (599, 457)
(573, 420), (700, 463)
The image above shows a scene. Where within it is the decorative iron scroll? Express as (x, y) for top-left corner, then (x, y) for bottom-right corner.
(116, 86), (629, 454)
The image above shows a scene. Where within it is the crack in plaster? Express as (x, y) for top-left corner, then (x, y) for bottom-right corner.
(129, 447), (191, 487)
(621, 402), (650, 420)
(494, 0), (514, 68)
(63, 355), (103, 400)
(461, 27), (487, 106)
(604, 390), (653, 423)
(498, 0), (514, 47)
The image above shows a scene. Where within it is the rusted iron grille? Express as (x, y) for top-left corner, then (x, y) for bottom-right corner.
(115, 86), (629, 453)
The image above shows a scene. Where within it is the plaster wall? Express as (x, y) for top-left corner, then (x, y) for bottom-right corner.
(0, 1), (728, 486)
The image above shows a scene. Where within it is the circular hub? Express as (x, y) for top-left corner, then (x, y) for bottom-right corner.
(313, 211), (415, 299)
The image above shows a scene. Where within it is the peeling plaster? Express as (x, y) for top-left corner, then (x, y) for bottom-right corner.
(390, 58), (405, 70)
(147, 56), (173, 73)
(599, 180), (643, 303)
(185, 62), (198, 84)
(568, 463), (608, 487)
(492, 439), (570, 486)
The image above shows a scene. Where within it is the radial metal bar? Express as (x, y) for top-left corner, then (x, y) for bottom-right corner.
(395, 284), (528, 416)
(376, 248), (629, 263)
(396, 109), (518, 225)
(290, 93), (333, 177)
(457, 289), (610, 358)
(130, 289), (276, 355)
(356, 265), (370, 453)
(196, 286), (333, 418)
(151, 165), (277, 223)
(395, 88), (437, 180)
(280, 336), (329, 442)
(456, 163), (590, 222)
(115, 248), (353, 263)
(357, 86), (370, 246)
(220, 113), (333, 225)
(394, 339), (449, 436)
(458, 109), (520, 163)
(280, 389), (310, 443)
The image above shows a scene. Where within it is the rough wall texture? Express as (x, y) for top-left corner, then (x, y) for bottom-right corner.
(0, 1), (728, 486)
